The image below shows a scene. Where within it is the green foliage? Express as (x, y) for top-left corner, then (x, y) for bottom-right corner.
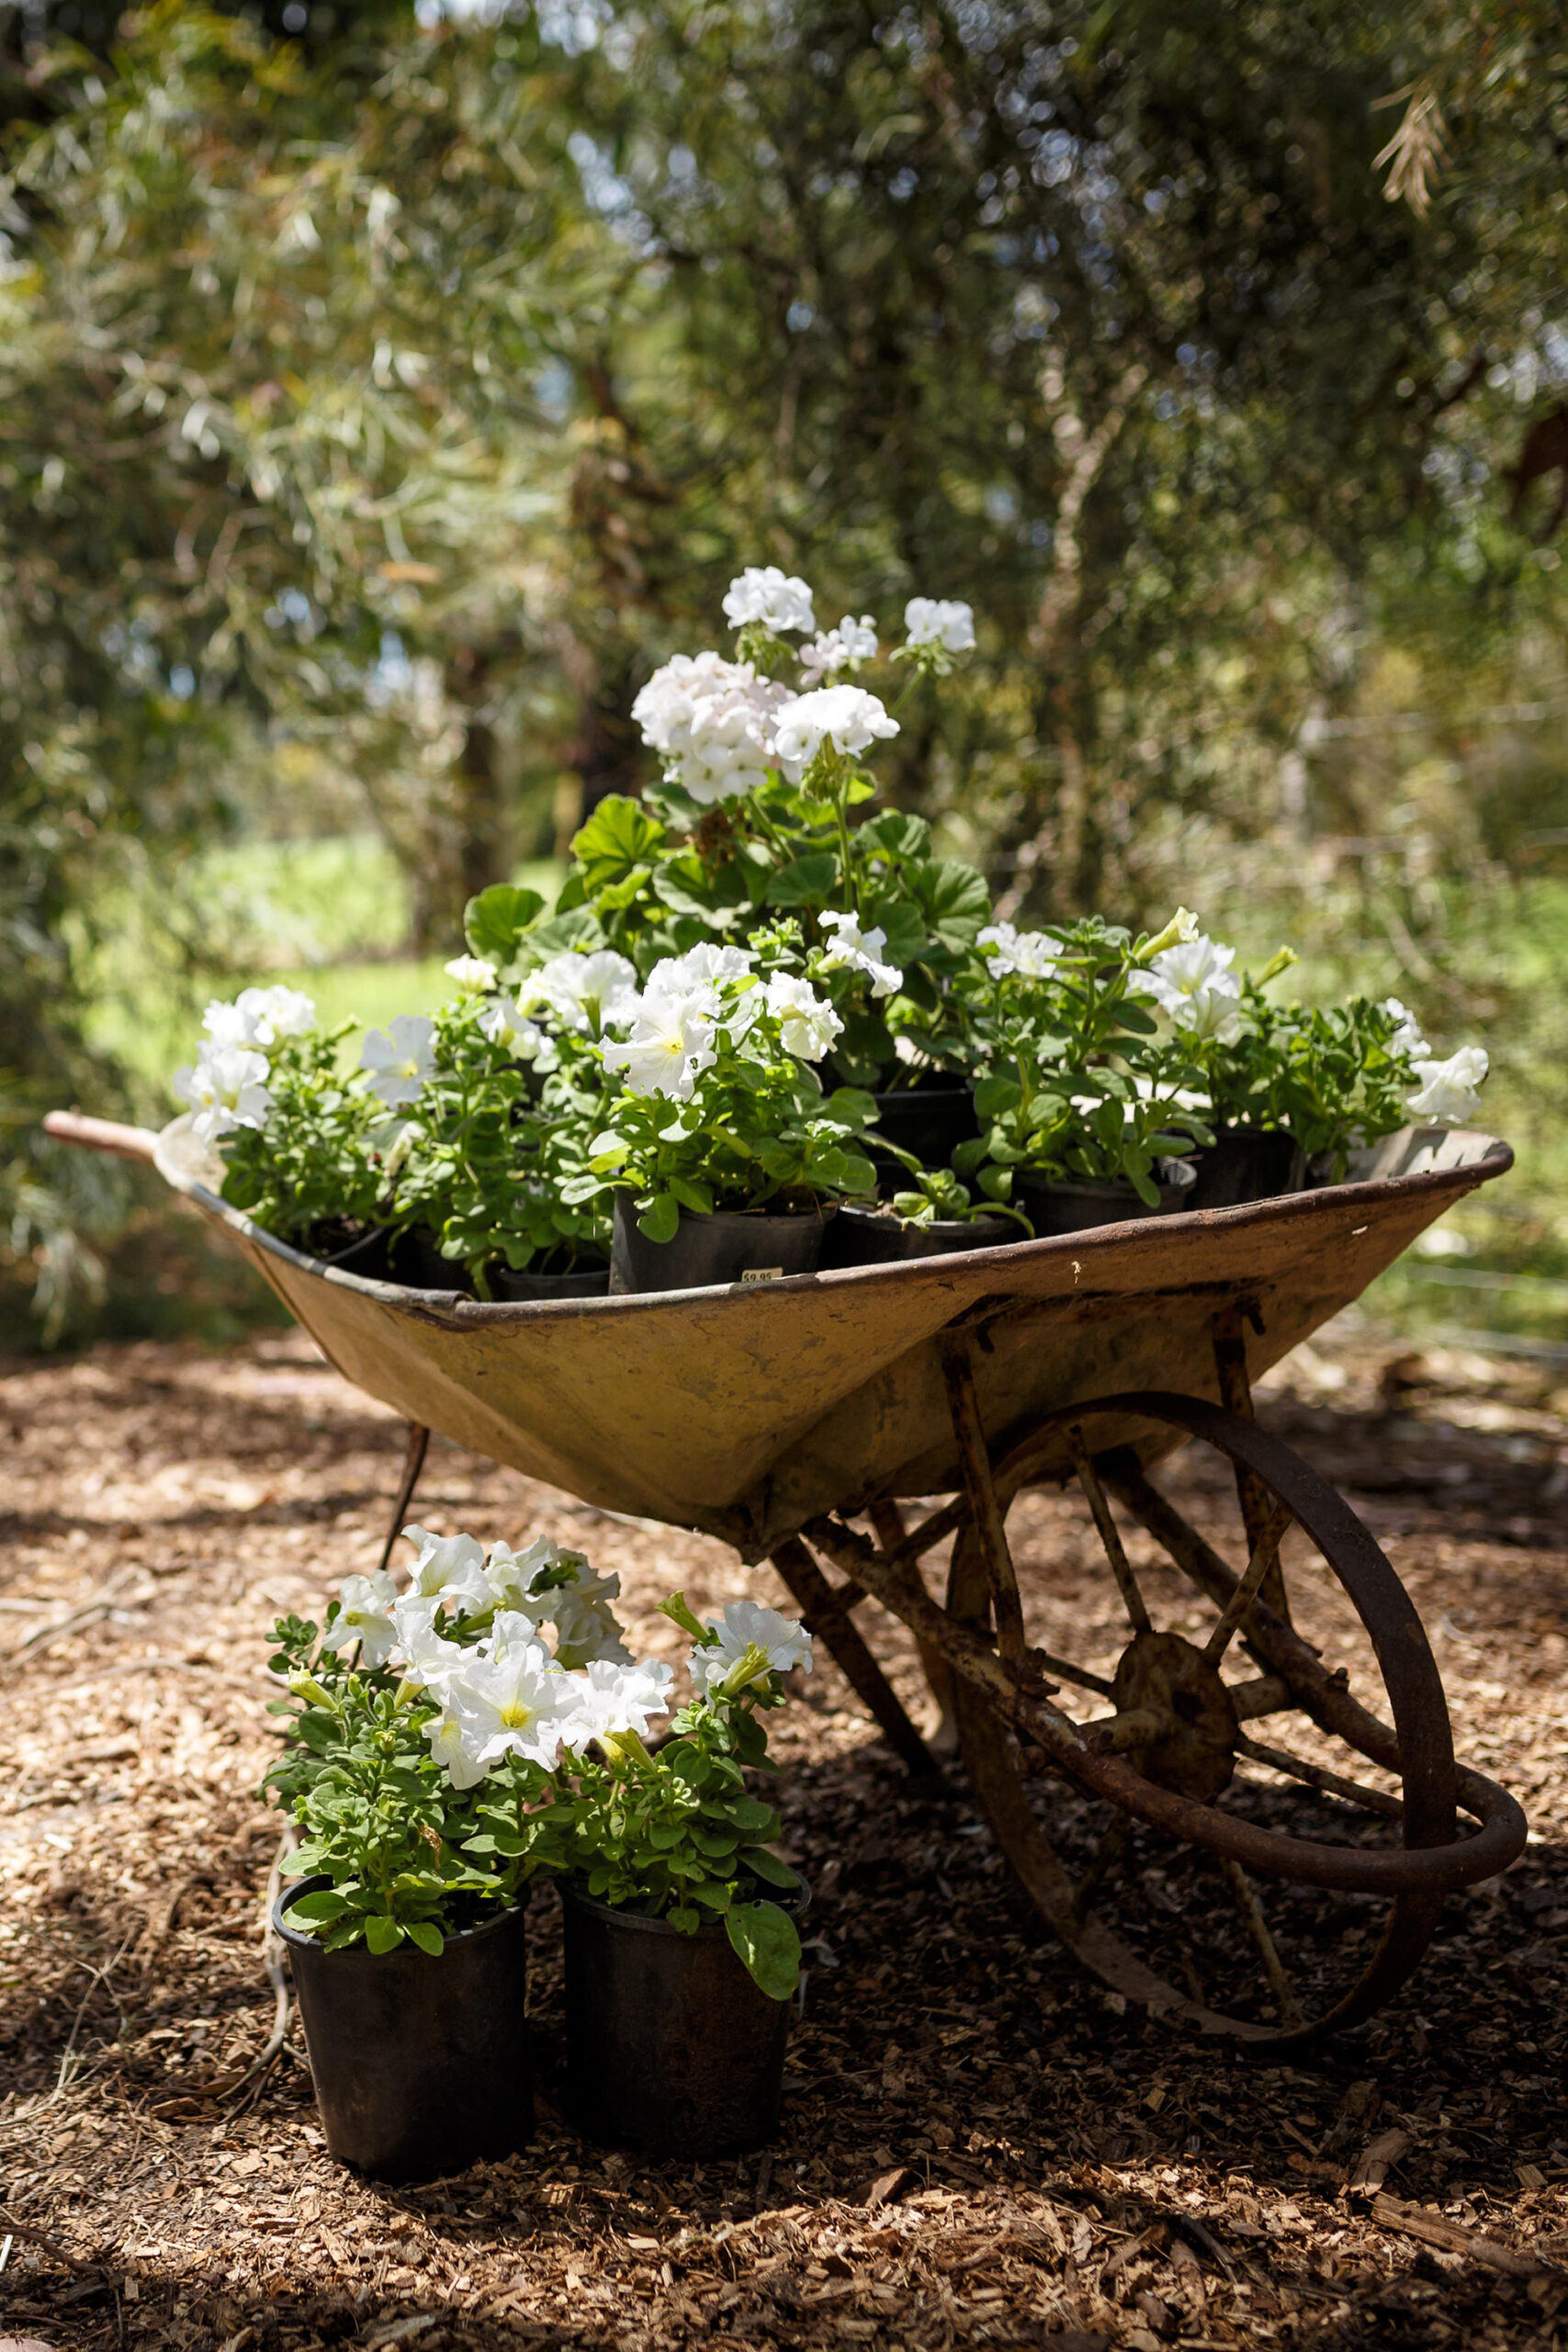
(218, 1023), (387, 1242)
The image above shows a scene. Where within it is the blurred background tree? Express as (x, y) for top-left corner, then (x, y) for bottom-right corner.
(3, 0), (1565, 1344)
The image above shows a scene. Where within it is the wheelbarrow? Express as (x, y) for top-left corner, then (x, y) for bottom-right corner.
(45, 1107), (1529, 2049)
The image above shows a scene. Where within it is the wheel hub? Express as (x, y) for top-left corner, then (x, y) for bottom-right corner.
(1111, 1630), (1240, 1802)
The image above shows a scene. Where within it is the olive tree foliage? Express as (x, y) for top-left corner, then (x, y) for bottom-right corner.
(547, 0), (1568, 926)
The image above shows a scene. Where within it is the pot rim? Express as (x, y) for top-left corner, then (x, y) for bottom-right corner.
(559, 1872), (811, 1938)
(840, 1203), (1014, 1236)
(273, 1871), (529, 1957)
(615, 1197), (840, 1231)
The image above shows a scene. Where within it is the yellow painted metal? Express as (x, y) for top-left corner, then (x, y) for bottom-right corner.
(152, 1117), (1510, 1560)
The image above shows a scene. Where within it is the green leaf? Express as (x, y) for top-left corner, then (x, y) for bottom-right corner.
(571, 795), (667, 891)
(858, 809), (931, 862)
(909, 858), (992, 952)
(405, 1919), (445, 1957)
(743, 1849), (801, 1890)
(726, 1900), (801, 2000)
(637, 1191), (681, 1244)
(364, 1915), (404, 1956)
(765, 851), (839, 908)
(465, 883), (545, 963)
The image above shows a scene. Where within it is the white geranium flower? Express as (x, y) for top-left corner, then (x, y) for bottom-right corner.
(201, 985), (316, 1050)
(361, 1014), (436, 1108)
(631, 650), (787, 806)
(568, 1657), (675, 1746)
(1405, 1045), (1488, 1125)
(765, 970), (843, 1061)
(818, 910), (902, 998)
(545, 1566), (632, 1670)
(773, 684), (899, 781)
(1138, 935), (1243, 1044)
(904, 597), (976, 653)
(689, 1600), (813, 1697)
(600, 985), (717, 1100)
(444, 955), (498, 996)
(442, 1640), (582, 1774)
(1384, 997), (1430, 1059)
(477, 998), (558, 1069)
(320, 1570), (398, 1668)
(401, 1523), (491, 1616)
(722, 565), (817, 634)
(519, 949), (639, 1036)
(173, 1044), (274, 1146)
(977, 922), (1064, 981)
(800, 614), (878, 684)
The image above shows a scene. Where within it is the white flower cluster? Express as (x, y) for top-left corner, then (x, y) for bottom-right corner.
(628, 569), (975, 805)
(360, 1012), (438, 1109)
(818, 910), (903, 998)
(600, 943), (842, 1101)
(172, 984), (316, 1145)
(977, 921), (1065, 982)
(1382, 995), (1491, 1125)
(1137, 933), (1244, 1045)
(315, 1528), (810, 1791)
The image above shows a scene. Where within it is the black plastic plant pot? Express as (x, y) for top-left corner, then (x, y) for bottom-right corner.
(1013, 1173), (1190, 1237)
(821, 1203), (1019, 1267)
(310, 1221), (394, 1281)
(608, 1194), (837, 1295)
(490, 1258), (611, 1302)
(867, 1073), (979, 1179)
(394, 1227), (475, 1295)
(1186, 1127), (1305, 1212)
(559, 1879), (809, 2159)
(274, 1878), (533, 2182)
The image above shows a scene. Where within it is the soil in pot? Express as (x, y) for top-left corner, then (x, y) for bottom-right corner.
(560, 1878), (809, 2158)
(1186, 1126), (1305, 1212)
(821, 1203), (1019, 1266)
(1013, 1172), (1190, 1237)
(275, 1877), (532, 2181)
(866, 1072), (978, 1182)
(608, 1193), (837, 1295)
(489, 1256), (611, 1301)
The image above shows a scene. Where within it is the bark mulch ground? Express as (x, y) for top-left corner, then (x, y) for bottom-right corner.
(1, 1317), (1566, 2351)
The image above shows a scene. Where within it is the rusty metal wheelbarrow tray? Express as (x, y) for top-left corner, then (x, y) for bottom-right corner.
(128, 1115), (1508, 1560)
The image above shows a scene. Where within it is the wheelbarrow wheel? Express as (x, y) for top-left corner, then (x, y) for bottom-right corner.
(807, 1391), (1526, 2049)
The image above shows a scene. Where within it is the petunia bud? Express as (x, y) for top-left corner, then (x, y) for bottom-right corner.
(1137, 907), (1201, 963)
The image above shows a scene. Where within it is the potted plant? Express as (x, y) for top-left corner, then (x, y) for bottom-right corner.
(567, 933), (881, 1292)
(522, 1591), (813, 2158)
(263, 1524), (652, 2178)
(823, 1163), (1028, 1265)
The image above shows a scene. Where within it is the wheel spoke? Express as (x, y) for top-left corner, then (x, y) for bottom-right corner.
(1224, 1673), (1295, 1721)
(942, 1340), (1028, 1662)
(1222, 1856), (1305, 2030)
(1066, 1426), (1152, 1634)
(1237, 1733), (1404, 1820)
(1200, 1496), (1295, 1668)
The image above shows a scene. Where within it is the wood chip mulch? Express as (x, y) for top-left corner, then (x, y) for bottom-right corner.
(2, 1315), (1566, 2351)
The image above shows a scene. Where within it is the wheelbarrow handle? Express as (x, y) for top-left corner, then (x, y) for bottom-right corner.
(42, 1110), (160, 1165)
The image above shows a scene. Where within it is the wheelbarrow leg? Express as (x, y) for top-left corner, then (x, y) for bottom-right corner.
(377, 1421), (431, 1577)
(868, 1499), (959, 1759)
(771, 1536), (937, 1775)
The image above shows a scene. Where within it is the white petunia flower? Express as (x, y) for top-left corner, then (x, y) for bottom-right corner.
(201, 985), (316, 1050)
(904, 597), (976, 653)
(444, 955), (498, 996)
(388, 1595), (469, 1689)
(818, 910), (902, 998)
(320, 1570), (399, 1668)
(1405, 1045), (1488, 1125)
(800, 614), (878, 684)
(658, 941), (756, 992)
(773, 684), (899, 781)
(631, 650), (787, 806)
(1384, 997), (1430, 1059)
(722, 565), (817, 634)
(765, 970), (843, 1061)
(482, 1534), (562, 1616)
(477, 998), (558, 1069)
(977, 922), (1064, 981)
(1137, 935), (1243, 1044)
(423, 1704), (490, 1791)
(361, 1014), (436, 1108)
(441, 1640), (583, 1776)
(173, 1044), (274, 1146)
(568, 1657), (675, 1746)
(689, 1600), (813, 1697)
(518, 949), (640, 1036)
(401, 1523), (492, 1616)
(545, 1566), (632, 1670)
(600, 987), (717, 1100)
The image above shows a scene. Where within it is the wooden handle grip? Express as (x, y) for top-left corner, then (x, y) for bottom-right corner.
(42, 1111), (160, 1164)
